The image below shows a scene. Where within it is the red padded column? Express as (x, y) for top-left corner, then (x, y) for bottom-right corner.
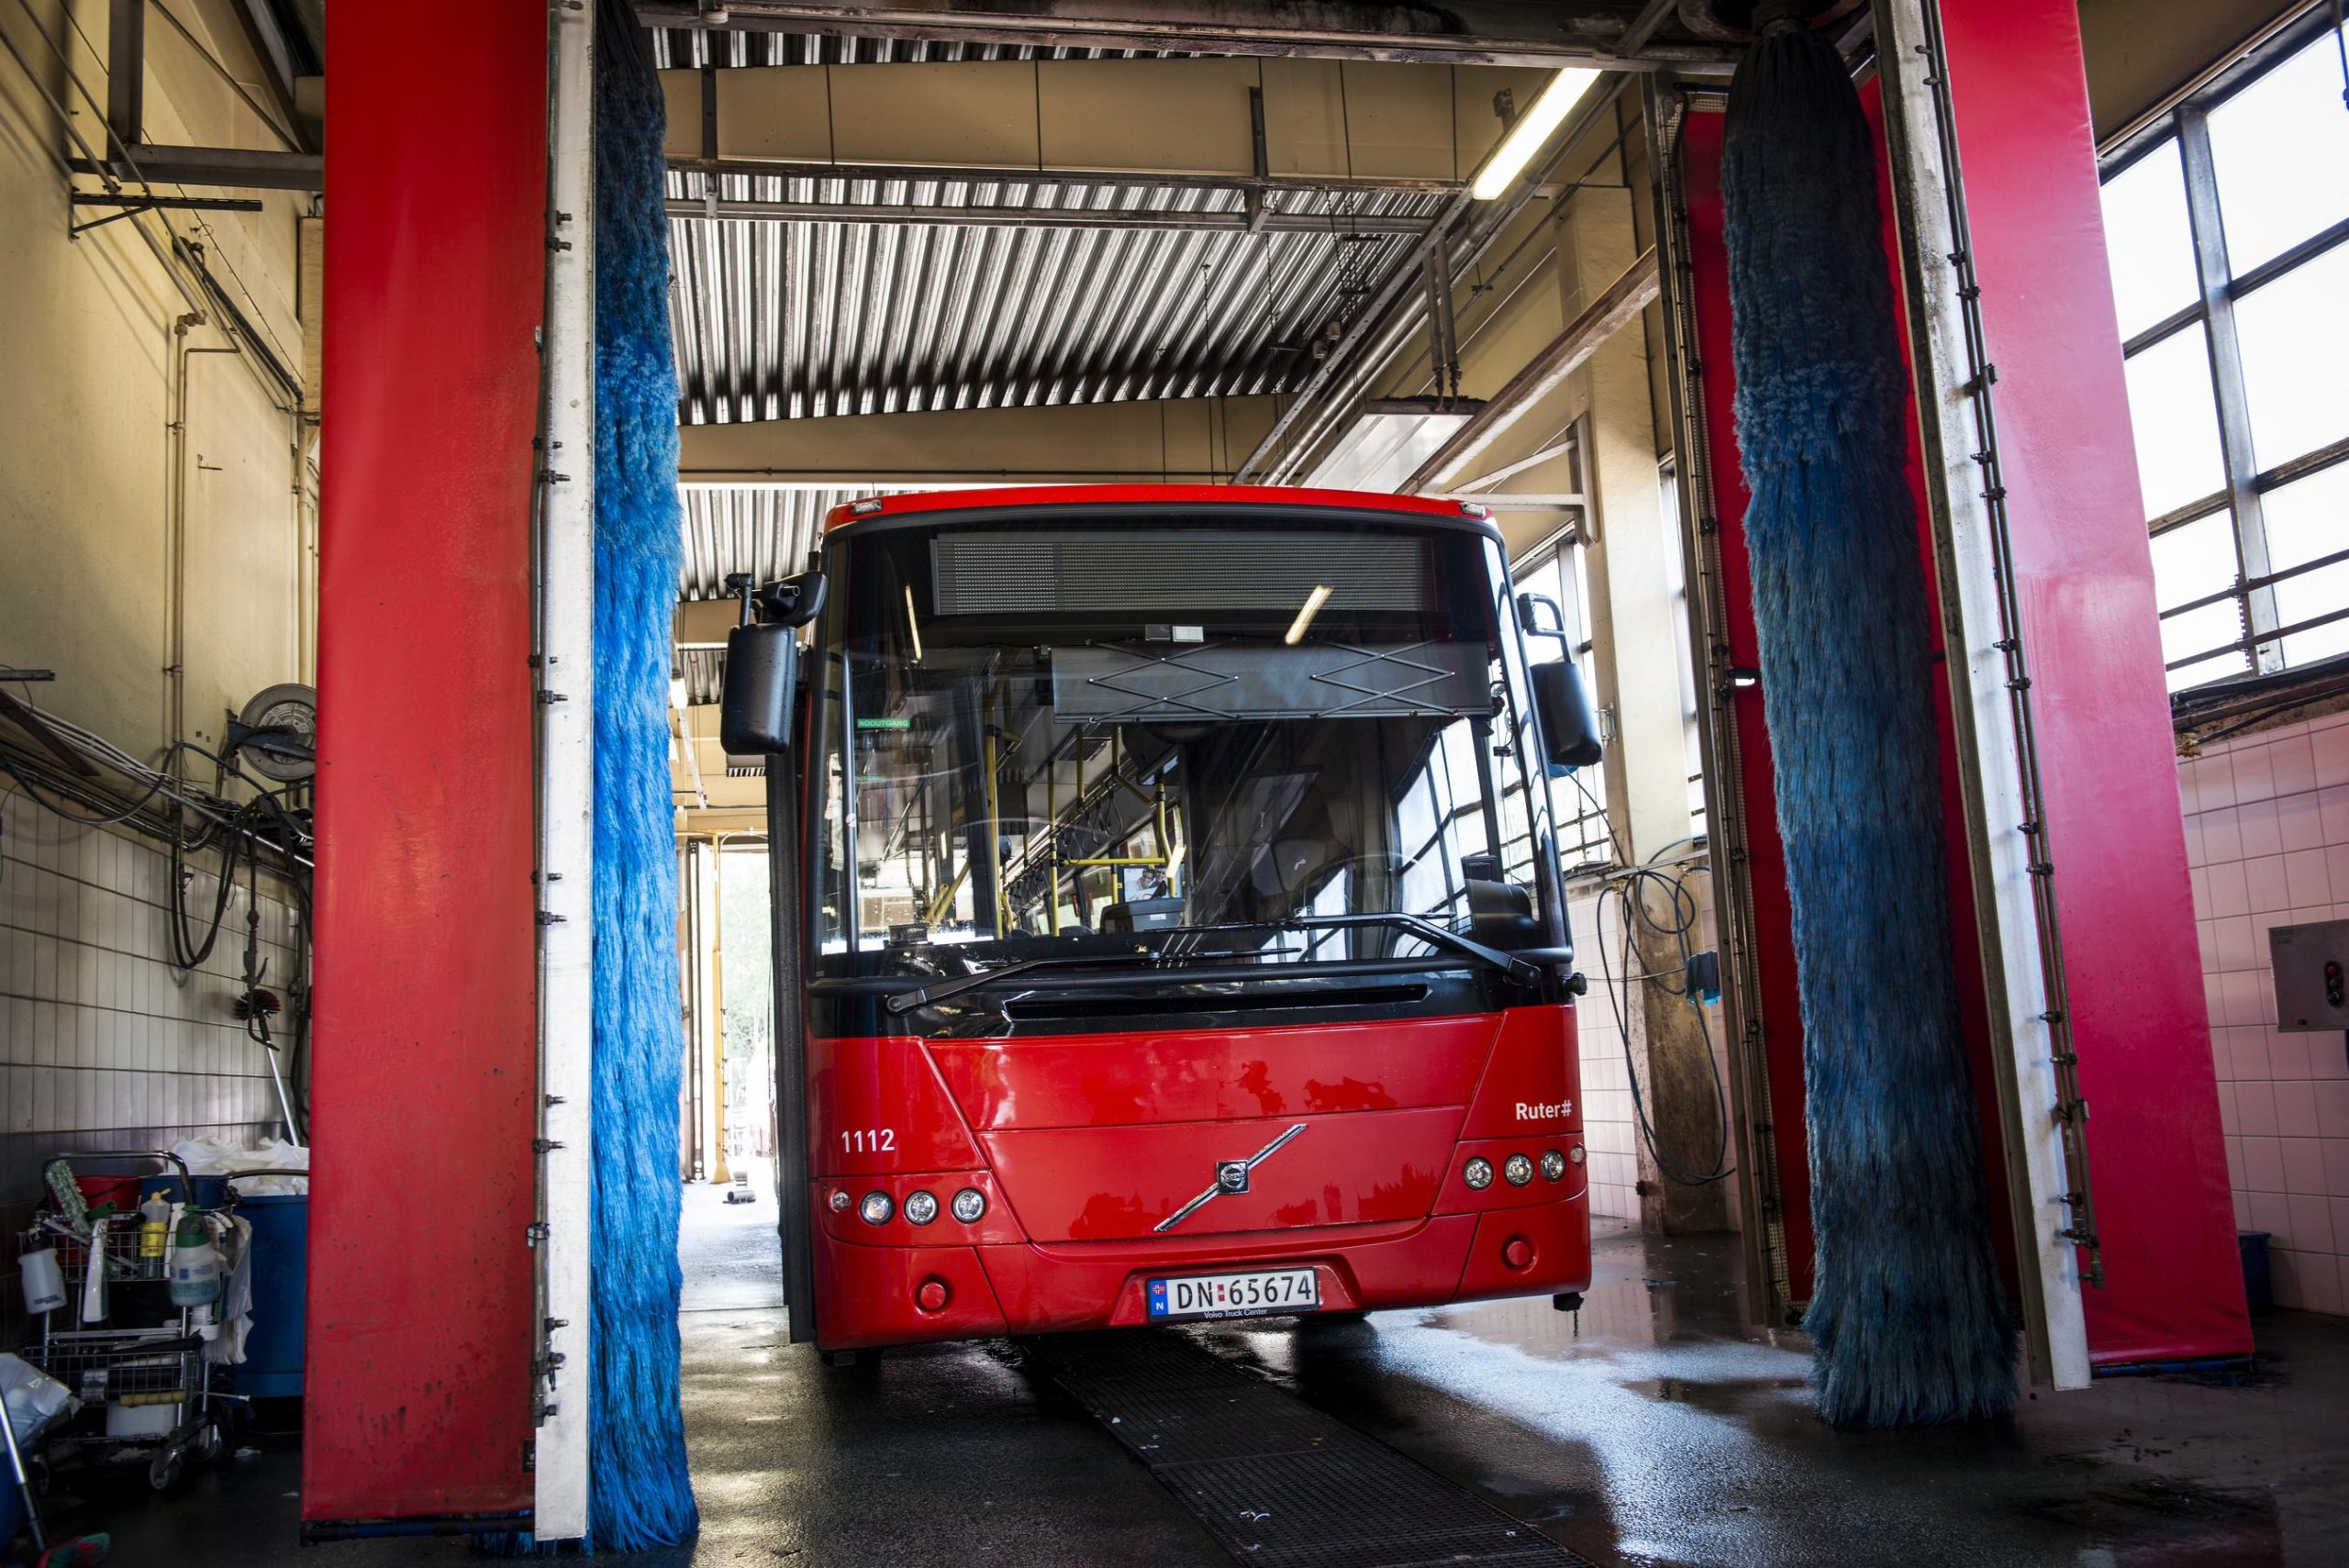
(1936, 0), (2250, 1364)
(306, 0), (547, 1523)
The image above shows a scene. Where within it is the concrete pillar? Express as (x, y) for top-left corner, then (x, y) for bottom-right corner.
(1556, 184), (1729, 1234)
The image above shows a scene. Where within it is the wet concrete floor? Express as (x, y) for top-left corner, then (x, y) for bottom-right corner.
(65, 1180), (2349, 1566)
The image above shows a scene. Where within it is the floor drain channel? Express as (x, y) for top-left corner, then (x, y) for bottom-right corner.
(1024, 1330), (1598, 1568)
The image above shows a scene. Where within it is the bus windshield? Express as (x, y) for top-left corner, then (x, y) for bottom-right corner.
(806, 508), (1557, 978)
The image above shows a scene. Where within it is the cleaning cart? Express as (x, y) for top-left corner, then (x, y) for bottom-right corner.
(17, 1152), (228, 1492)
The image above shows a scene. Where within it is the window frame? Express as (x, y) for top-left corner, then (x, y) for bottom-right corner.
(2103, 12), (2349, 686)
(1508, 498), (1612, 872)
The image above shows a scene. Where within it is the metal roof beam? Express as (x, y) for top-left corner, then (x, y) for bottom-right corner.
(633, 1), (1735, 69)
(667, 195), (1430, 231)
(657, 54), (1568, 189)
(677, 393), (1282, 484)
(669, 156), (1457, 195)
(68, 146), (323, 190)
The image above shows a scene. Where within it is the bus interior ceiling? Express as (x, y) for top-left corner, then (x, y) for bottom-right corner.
(4, 0), (2345, 1563)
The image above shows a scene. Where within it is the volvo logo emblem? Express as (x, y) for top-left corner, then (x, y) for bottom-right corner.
(1156, 1124), (1308, 1232)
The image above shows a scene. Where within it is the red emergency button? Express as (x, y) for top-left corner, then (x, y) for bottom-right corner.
(916, 1276), (952, 1313)
(1502, 1236), (1533, 1271)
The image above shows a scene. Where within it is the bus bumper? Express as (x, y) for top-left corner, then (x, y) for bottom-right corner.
(810, 1191), (1589, 1351)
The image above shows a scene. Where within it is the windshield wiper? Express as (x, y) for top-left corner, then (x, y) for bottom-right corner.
(1279, 912), (1547, 985)
(872, 914), (1549, 1015)
(880, 949), (1167, 1015)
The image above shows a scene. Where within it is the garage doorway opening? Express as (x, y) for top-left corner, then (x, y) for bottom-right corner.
(679, 839), (778, 1189)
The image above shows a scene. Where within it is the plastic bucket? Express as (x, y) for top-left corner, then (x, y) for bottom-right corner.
(236, 1193), (308, 1397)
(72, 1173), (143, 1213)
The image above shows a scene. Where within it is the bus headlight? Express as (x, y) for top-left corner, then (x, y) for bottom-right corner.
(1503, 1153), (1534, 1187)
(951, 1187), (987, 1223)
(828, 1188), (852, 1212)
(859, 1191), (894, 1226)
(1540, 1149), (1568, 1183)
(1464, 1157), (1494, 1190)
(904, 1189), (939, 1226)
(1570, 1145), (1586, 1165)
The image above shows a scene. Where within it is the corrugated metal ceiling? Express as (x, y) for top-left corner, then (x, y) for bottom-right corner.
(651, 29), (1434, 428)
(653, 28), (1436, 637)
(666, 174), (1434, 425)
(649, 28), (1176, 68)
(679, 483), (873, 600)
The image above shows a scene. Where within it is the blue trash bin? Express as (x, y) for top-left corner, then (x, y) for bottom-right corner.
(236, 1193), (308, 1396)
(2238, 1230), (2272, 1313)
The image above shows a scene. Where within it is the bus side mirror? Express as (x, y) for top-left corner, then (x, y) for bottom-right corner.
(1531, 661), (1602, 771)
(1517, 591), (1603, 770)
(718, 623), (798, 755)
(718, 569), (826, 754)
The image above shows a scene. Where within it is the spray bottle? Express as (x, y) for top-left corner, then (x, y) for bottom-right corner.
(138, 1190), (172, 1278)
(167, 1214), (222, 1307)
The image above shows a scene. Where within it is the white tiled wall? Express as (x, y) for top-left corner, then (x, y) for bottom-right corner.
(1, 788), (295, 1335)
(1570, 884), (1642, 1220)
(2179, 706), (2349, 1317)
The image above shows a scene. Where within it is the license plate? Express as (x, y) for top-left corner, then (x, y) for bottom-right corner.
(1147, 1267), (1320, 1321)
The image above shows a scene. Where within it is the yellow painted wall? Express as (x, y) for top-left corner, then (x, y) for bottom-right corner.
(663, 56), (1550, 183)
(0, 0), (314, 768)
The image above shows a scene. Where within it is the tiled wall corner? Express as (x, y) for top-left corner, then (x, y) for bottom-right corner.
(2180, 706), (2349, 1317)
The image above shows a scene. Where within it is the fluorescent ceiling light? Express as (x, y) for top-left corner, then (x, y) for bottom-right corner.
(1284, 584), (1334, 646)
(1470, 69), (1601, 201)
(903, 584), (924, 662)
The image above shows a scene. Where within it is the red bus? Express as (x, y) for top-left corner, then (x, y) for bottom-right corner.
(720, 485), (1606, 1353)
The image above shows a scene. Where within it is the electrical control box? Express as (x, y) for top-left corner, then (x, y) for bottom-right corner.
(2268, 918), (2349, 1032)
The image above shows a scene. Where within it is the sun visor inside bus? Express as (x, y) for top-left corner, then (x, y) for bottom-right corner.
(1051, 641), (1487, 722)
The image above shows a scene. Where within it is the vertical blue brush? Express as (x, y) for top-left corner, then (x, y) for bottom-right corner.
(1719, 8), (2015, 1427)
(588, 0), (700, 1543)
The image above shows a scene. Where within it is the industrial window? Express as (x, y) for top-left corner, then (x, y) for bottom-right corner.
(2099, 21), (2349, 691)
(1513, 532), (1612, 872)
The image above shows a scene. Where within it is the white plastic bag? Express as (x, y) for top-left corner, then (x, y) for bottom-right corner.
(171, 1134), (311, 1195)
(0, 1352), (75, 1445)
